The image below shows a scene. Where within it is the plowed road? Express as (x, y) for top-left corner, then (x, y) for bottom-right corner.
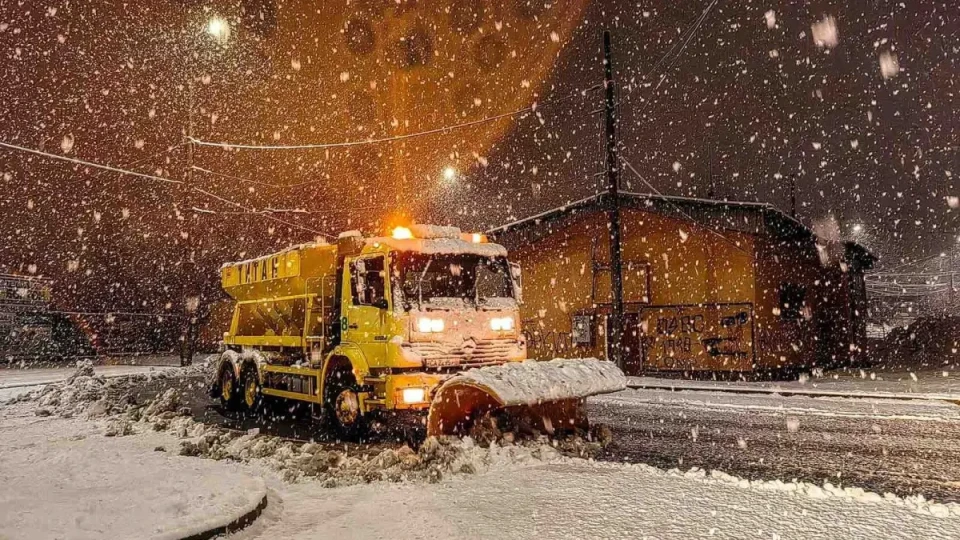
(590, 387), (960, 502)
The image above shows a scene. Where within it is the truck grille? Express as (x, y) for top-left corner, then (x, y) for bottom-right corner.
(410, 339), (521, 368)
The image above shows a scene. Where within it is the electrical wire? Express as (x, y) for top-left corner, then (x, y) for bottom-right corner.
(619, 155), (751, 255)
(188, 88), (597, 151)
(0, 141), (183, 185)
(634, 0), (720, 117)
(0, 139), (330, 237)
(631, 0), (720, 88)
(191, 165), (283, 188)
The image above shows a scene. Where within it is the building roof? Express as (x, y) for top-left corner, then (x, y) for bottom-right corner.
(488, 192), (875, 267)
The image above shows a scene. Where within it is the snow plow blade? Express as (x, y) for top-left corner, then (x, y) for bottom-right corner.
(426, 359), (626, 438)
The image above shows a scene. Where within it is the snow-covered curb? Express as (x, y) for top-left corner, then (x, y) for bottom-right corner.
(583, 459), (960, 519)
(157, 487), (267, 540)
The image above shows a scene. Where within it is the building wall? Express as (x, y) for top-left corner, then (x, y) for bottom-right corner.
(510, 208), (758, 372)
(753, 235), (824, 370)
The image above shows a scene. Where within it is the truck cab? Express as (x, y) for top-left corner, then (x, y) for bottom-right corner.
(211, 224), (525, 438)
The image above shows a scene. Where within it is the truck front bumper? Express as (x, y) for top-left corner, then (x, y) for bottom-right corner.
(363, 371), (452, 412)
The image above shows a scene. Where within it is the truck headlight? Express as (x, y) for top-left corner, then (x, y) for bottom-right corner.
(490, 316), (515, 331)
(417, 317), (445, 333)
(401, 387), (426, 404)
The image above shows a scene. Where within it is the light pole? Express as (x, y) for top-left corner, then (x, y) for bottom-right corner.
(180, 15), (231, 366)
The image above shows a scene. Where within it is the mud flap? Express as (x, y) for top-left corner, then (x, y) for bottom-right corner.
(426, 358), (626, 437)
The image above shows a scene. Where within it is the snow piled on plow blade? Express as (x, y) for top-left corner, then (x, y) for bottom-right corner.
(427, 358), (626, 437)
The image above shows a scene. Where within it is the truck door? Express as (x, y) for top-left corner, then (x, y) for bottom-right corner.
(342, 255), (389, 364)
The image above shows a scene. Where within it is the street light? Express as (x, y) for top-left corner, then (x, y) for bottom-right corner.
(442, 166), (457, 182)
(207, 16), (230, 44)
(852, 224), (864, 234)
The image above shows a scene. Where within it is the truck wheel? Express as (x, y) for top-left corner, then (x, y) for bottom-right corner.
(240, 363), (262, 413)
(218, 366), (243, 411)
(325, 369), (366, 441)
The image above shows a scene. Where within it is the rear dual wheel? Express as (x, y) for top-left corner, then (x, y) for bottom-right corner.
(219, 363), (261, 413)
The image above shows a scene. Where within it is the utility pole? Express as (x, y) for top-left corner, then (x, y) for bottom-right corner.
(790, 174), (797, 218)
(181, 73), (196, 367)
(603, 31), (625, 370)
(707, 140), (716, 199)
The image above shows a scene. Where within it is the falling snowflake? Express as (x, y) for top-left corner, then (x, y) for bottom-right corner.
(811, 15), (839, 48)
(764, 10), (776, 29)
(291, 58), (302, 71)
(60, 133), (75, 154)
(879, 50), (899, 79)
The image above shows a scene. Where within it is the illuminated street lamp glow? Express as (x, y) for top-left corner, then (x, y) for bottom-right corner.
(442, 166), (457, 182)
(207, 16), (230, 43)
(851, 224), (863, 233)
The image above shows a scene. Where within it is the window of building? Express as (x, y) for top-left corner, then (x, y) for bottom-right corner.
(779, 283), (807, 321)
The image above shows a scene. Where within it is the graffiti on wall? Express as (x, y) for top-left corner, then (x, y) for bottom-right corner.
(640, 304), (754, 370)
(521, 318), (575, 359)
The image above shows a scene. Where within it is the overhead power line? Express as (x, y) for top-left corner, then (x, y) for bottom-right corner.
(0, 141), (182, 185)
(634, 0), (720, 91)
(632, 0), (720, 117)
(0, 139), (329, 237)
(619, 156), (750, 255)
(188, 87), (599, 151)
(191, 165), (282, 188)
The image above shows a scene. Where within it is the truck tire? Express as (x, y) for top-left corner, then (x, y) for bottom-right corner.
(240, 363), (262, 413)
(218, 365), (243, 411)
(324, 368), (367, 441)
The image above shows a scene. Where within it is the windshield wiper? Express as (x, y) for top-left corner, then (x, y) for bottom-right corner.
(415, 258), (432, 308)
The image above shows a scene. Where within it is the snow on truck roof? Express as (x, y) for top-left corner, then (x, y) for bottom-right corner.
(222, 225), (507, 268)
(366, 237), (508, 258)
(367, 225), (508, 257)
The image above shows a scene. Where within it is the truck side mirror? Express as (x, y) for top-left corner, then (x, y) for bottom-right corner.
(373, 298), (389, 310)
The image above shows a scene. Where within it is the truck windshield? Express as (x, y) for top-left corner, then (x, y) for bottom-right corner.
(395, 253), (513, 309)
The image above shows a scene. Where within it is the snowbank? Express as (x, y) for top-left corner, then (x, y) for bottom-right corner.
(0, 410), (265, 540)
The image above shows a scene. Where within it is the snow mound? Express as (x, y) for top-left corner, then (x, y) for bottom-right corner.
(164, 408), (611, 488)
(15, 359), (210, 419)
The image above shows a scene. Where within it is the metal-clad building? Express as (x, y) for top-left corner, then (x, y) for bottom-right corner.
(489, 193), (874, 375)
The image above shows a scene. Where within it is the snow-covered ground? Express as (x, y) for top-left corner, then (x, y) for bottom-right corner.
(629, 368), (960, 399)
(603, 385), (960, 423)
(7, 363), (960, 539)
(229, 459), (960, 539)
(0, 364), (177, 401)
(0, 404), (265, 540)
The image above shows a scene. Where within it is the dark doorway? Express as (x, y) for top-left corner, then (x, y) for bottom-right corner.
(621, 313), (642, 376)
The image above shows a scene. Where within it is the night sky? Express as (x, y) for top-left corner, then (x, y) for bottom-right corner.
(0, 0), (956, 312)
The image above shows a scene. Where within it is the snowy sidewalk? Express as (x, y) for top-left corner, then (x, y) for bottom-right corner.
(628, 368), (960, 402)
(0, 408), (266, 540)
(229, 459), (960, 540)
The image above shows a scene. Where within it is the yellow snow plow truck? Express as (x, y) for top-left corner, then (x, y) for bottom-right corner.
(209, 224), (625, 440)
